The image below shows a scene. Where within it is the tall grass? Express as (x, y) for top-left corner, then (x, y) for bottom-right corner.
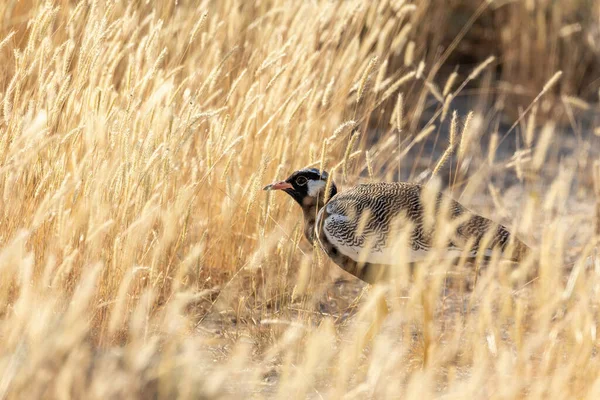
(0, 0), (598, 398)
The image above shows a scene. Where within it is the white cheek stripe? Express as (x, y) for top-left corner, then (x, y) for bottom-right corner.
(307, 180), (326, 197)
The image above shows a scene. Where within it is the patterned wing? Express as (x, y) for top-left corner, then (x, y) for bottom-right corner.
(316, 182), (528, 265)
(316, 183), (435, 265)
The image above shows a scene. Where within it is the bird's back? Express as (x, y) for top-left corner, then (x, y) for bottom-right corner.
(315, 182), (529, 281)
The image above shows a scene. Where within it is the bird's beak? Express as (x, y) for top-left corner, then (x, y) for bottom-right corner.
(263, 181), (293, 191)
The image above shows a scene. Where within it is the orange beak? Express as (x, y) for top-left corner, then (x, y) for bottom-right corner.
(263, 181), (293, 191)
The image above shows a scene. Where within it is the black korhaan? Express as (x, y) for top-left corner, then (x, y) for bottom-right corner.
(264, 168), (530, 284)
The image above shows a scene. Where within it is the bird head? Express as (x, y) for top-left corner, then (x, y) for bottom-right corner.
(263, 168), (337, 207)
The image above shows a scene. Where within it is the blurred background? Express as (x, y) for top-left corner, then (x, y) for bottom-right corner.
(0, 0), (600, 398)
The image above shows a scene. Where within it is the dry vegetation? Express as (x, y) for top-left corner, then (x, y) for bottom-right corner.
(0, 0), (600, 398)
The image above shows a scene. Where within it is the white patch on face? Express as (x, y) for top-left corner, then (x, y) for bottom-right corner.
(307, 180), (326, 197)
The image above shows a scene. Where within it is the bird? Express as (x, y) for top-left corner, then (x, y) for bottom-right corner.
(264, 168), (531, 284)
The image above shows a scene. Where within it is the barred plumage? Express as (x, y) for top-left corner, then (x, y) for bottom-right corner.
(265, 170), (530, 284)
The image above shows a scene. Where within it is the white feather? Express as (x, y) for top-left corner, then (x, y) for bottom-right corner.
(307, 180), (326, 197)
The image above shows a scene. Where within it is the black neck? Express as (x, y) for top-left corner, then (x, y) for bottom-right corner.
(289, 182), (337, 244)
(302, 205), (318, 243)
(301, 186), (336, 243)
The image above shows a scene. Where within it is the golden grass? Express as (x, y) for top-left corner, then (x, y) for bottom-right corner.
(0, 0), (599, 398)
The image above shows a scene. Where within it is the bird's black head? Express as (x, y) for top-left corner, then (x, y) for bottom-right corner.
(263, 168), (337, 207)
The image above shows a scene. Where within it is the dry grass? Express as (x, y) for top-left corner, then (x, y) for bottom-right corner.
(0, 0), (599, 398)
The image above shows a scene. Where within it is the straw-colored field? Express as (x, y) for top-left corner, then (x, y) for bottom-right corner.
(1, 0), (600, 398)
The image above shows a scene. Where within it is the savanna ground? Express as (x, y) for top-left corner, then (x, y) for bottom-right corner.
(1, 0), (600, 398)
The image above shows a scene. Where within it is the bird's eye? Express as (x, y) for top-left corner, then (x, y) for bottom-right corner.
(295, 176), (308, 186)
